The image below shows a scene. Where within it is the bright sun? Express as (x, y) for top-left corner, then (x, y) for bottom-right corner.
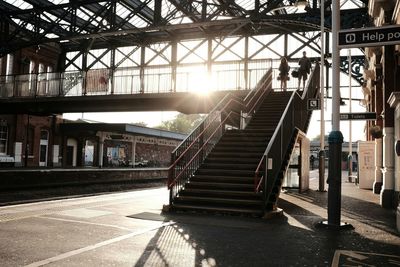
(185, 67), (212, 96)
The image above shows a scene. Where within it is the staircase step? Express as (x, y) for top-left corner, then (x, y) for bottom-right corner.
(186, 181), (254, 190)
(181, 188), (261, 198)
(226, 128), (273, 133)
(216, 141), (267, 147)
(201, 162), (258, 170)
(191, 175), (253, 184)
(227, 129), (274, 133)
(208, 151), (263, 158)
(247, 120), (280, 124)
(174, 195), (262, 206)
(196, 168), (254, 176)
(204, 157), (259, 164)
(171, 203), (263, 216)
(212, 146), (265, 153)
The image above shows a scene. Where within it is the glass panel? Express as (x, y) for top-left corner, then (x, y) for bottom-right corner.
(40, 130), (48, 140)
(283, 143), (300, 188)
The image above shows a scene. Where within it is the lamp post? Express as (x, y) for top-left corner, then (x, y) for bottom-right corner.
(318, 0), (353, 230)
(348, 49), (353, 180)
(318, 0), (326, 192)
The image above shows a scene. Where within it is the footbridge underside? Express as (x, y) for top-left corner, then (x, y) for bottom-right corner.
(0, 90), (248, 115)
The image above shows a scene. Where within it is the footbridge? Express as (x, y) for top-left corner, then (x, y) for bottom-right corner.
(0, 59), (273, 114)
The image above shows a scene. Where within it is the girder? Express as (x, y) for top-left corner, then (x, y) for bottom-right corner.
(0, 0), (371, 57)
(339, 55), (365, 85)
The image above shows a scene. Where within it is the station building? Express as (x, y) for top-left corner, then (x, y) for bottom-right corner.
(0, 114), (185, 168)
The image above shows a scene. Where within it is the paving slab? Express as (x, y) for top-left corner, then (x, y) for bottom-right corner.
(0, 171), (398, 267)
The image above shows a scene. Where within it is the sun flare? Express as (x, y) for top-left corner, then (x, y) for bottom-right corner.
(185, 67), (213, 96)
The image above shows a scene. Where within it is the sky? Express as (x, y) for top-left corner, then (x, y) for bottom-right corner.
(64, 111), (178, 127)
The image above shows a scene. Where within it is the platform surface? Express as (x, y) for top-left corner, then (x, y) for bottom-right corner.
(0, 170), (399, 266)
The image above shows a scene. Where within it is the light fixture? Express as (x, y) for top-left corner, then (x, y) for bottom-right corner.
(269, 0), (308, 13)
(295, 1), (308, 10)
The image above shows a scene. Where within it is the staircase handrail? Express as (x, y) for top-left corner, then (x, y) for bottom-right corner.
(167, 95), (244, 205)
(254, 63), (320, 204)
(168, 93), (244, 186)
(168, 109), (241, 189)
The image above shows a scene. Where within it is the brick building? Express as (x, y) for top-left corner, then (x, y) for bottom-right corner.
(60, 120), (186, 168)
(0, 115), (185, 168)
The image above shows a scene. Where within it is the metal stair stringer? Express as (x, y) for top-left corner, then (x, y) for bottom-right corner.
(255, 63), (321, 214)
(171, 91), (292, 216)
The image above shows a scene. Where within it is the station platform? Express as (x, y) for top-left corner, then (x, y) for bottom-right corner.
(0, 170), (399, 266)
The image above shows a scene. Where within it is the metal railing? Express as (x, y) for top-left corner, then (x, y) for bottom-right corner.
(167, 61), (273, 205)
(0, 59), (270, 98)
(167, 94), (244, 204)
(254, 63), (320, 210)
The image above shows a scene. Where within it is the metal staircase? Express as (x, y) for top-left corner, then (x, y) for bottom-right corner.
(167, 64), (320, 217)
(173, 92), (291, 216)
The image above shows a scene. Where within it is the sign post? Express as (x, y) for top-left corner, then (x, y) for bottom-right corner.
(339, 112), (377, 120)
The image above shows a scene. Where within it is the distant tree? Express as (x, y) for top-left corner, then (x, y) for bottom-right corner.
(155, 113), (204, 134)
(311, 135), (329, 142)
(132, 121), (147, 127)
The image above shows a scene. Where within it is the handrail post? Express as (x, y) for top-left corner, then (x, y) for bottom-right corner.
(59, 72), (64, 96)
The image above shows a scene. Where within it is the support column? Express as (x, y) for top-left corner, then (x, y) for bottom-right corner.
(14, 142), (22, 167)
(381, 45), (395, 208)
(98, 132), (105, 168)
(52, 145), (60, 167)
(171, 41), (177, 92)
(131, 137), (136, 168)
(317, 0), (352, 230)
(244, 36), (249, 90)
(374, 138), (383, 193)
(374, 56), (383, 194)
(328, 0), (342, 226)
(327, 131), (343, 226)
(382, 127), (395, 207)
(207, 38), (212, 79)
(140, 46), (145, 93)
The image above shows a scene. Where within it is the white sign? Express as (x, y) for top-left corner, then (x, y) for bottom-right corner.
(338, 25), (400, 48)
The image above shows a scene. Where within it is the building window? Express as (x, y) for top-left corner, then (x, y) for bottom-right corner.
(40, 130), (48, 140)
(0, 122), (8, 155)
(39, 130), (49, 165)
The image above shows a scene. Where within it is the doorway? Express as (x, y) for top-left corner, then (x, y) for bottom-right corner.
(39, 130), (49, 166)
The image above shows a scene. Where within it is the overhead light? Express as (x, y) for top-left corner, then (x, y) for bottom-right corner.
(295, 1), (308, 10)
(269, 0), (308, 13)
